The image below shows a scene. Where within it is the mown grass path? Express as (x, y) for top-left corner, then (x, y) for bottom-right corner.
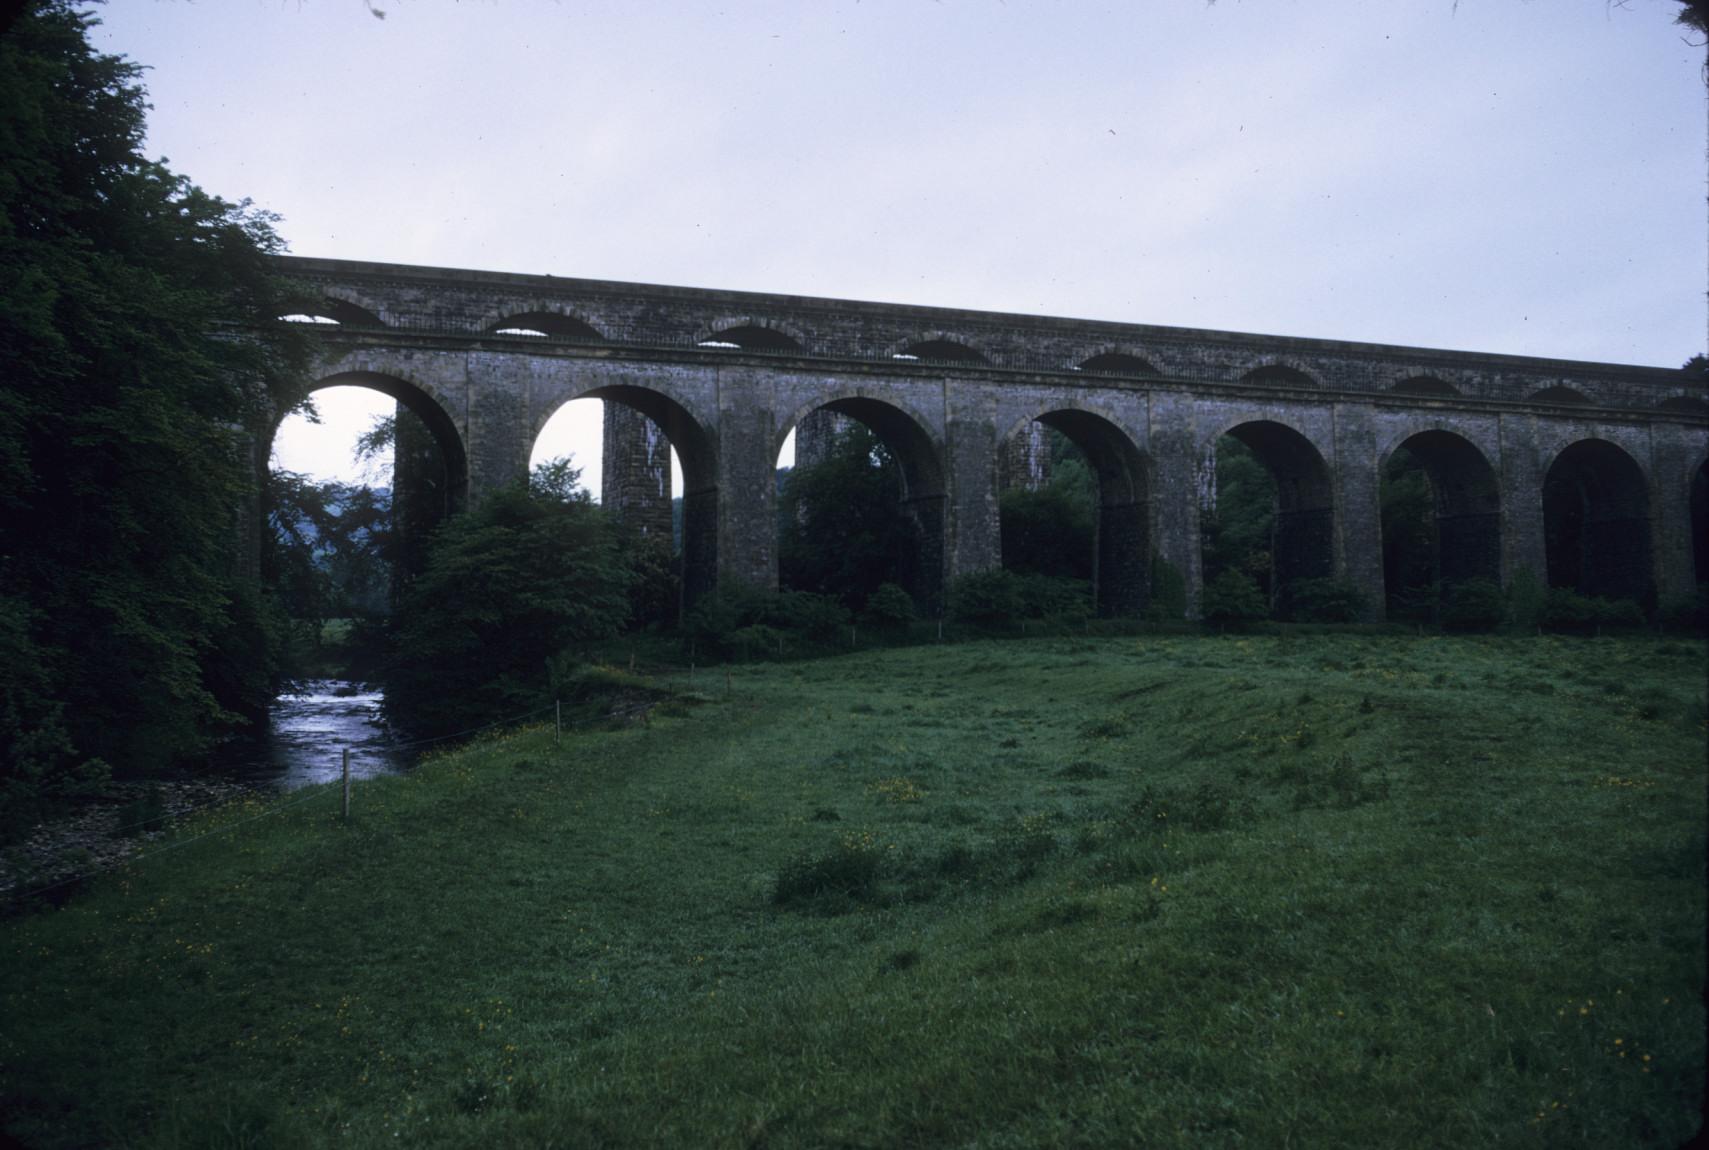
(3, 635), (1703, 1148)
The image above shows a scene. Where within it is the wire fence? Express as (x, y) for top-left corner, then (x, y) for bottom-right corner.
(1, 696), (624, 911)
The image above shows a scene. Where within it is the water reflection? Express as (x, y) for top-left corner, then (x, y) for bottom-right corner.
(217, 680), (412, 790)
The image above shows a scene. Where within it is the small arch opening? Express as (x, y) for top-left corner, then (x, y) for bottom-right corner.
(899, 339), (987, 365)
(280, 299), (386, 328)
(487, 312), (605, 341)
(702, 324), (801, 353)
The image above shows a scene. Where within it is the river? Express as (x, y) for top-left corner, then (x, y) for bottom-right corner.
(214, 679), (414, 790)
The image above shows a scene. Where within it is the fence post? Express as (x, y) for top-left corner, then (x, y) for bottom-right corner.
(341, 748), (351, 821)
(555, 699), (562, 747)
(725, 667), (732, 697)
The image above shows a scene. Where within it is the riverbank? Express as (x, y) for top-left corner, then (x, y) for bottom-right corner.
(0, 777), (270, 905)
(3, 634), (1703, 1148)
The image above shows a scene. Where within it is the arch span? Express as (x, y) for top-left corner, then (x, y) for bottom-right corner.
(269, 371), (469, 602)
(1379, 430), (1501, 607)
(1543, 438), (1652, 604)
(999, 408), (1152, 616)
(535, 383), (718, 610)
(777, 394), (947, 612)
(1206, 420), (1335, 612)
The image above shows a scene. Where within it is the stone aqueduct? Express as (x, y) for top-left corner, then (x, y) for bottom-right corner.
(267, 255), (1709, 619)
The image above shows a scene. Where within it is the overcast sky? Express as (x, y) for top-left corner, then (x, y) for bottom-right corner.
(92, 0), (1706, 494)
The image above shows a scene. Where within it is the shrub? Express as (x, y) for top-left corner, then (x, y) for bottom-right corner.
(1441, 578), (1506, 631)
(385, 484), (630, 737)
(948, 569), (1023, 624)
(1542, 589), (1644, 632)
(1015, 574), (1092, 620)
(1283, 577), (1366, 623)
(770, 590), (849, 640)
(862, 582), (917, 628)
(773, 831), (885, 910)
(1200, 569), (1268, 626)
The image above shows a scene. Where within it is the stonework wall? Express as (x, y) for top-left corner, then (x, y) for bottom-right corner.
(601, 402), (672, 542)
(998, 421), (1051, 492)
(270, 256), (1707, 618)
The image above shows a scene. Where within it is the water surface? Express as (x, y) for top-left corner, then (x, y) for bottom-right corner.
(216, 680), (412, 791)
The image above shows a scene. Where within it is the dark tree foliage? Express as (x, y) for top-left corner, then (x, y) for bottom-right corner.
(384, 466), (631, 738)
(0, 3), (307, 820)
(265, 471), (393, 627)
(779, 423), (918, 610)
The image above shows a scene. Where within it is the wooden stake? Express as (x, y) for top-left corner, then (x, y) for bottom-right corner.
(555, 699), (562, 746)
(341, 748), (351, 821)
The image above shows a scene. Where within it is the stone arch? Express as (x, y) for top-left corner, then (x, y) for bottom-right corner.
(534, 382), (719, 608)
(1390, 375), (1460, 397)
(1529, 385), (1593, 406)
(777, 392), (948, 611)
(999, 405), (1152, 616)
(1077, 351), (1160, 376)
(1377, 429), (1502, 601)
(1240, 361), (1321, 388)
(695, 316), (807, 352)
(1542, 438), (1652, 604)
(485, 310), (606, 341)
(1203, 418), (1335, 611)
(886, 333), (990, 365)
(269, 369), (469, 601)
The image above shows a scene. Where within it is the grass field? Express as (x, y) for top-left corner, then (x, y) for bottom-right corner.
(2, 634), (1703, 1148)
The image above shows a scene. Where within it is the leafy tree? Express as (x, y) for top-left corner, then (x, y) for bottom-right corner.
(0, 3), (307, 813)
(384, 465), (631, 737)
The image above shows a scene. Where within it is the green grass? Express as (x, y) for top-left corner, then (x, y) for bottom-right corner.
(3, 634), (1704, 1148)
